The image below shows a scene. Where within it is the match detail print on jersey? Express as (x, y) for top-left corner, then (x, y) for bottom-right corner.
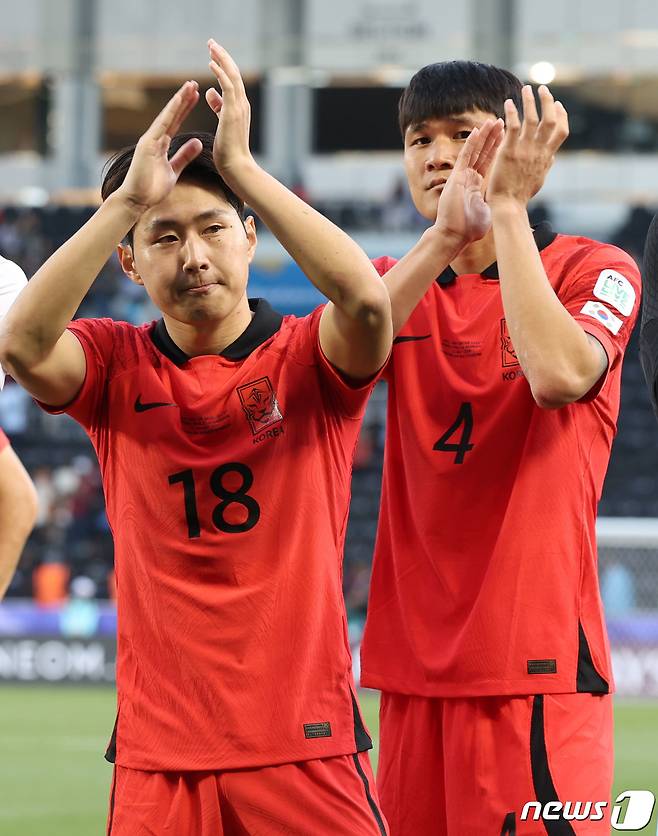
(593, 269), (636, 317)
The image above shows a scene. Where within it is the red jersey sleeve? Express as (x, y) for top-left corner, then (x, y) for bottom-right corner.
(371, 255), (398, 277)
(0, 429), (9, 453)
(37, 318), (116, 431)
(293, 306), (380, 420)
(557, 244), (640, 397)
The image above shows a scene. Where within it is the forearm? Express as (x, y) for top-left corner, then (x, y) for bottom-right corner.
(491, 201), (603, 405)
(0, 193), (141, 368)
(222, 161), (384, 316)
(381, 229), (463, 334)
(0, 451), (37, 599)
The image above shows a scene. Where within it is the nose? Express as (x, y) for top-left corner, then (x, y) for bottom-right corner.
(425, 138), (455, 173)
(181, 235), (210, 274)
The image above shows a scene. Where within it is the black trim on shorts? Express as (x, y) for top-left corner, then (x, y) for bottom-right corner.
(352, 753), (388, 836)
(104, 711), (118, 763)
(351, 689), (373, 752)
(106, 766), (117, 836)
(500, 812), (517, 835)
(576, 622), (609, 693)
(530, 695), (576, 836)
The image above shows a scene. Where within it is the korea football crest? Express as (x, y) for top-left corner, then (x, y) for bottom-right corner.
(500, 319), (519, 367)
(237, 377), (284, 435)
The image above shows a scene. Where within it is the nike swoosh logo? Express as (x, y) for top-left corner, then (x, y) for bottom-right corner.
(134, 395), (177, 413)
(393, 335), (431, 344)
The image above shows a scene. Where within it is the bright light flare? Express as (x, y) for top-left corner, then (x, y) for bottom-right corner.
(529, 61), (556, 85)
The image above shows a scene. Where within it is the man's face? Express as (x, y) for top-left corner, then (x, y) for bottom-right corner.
(403, 109), (497, 221)
(122, 180), (256, 325)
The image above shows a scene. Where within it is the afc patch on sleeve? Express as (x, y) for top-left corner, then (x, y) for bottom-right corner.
(580, 301), (623, 335)
(593, 269), (636, 316)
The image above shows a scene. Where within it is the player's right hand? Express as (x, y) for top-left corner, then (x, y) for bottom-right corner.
(486, 85), (569, 209)
(431, 118), (504, 247)
(115, 81), (202, 212)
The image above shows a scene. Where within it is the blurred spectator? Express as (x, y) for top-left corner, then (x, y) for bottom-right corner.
(33, 561), (70, 607)
(0, 207), (22, 260)
(611, 204), (655, 264)
(0, 381), (30, 436)
(383, 176), (426, 232)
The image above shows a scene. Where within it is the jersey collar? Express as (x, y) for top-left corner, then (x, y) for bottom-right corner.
(436, 222), (558, 287)
(150, 298), (284, 366)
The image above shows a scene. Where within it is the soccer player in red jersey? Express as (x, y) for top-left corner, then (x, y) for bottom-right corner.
(360, 63), (641, 834)
(0, 42), (404, 835)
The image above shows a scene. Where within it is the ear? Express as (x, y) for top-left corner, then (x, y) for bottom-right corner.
(244, 215), (258, 264)
(117, 243), (144, 286)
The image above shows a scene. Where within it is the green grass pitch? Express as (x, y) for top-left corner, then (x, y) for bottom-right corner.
(0, 686), (657, 835)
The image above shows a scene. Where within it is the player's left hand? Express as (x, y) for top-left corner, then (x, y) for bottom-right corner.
(486, 85), (569, 208)
(206, 40), (255, 179)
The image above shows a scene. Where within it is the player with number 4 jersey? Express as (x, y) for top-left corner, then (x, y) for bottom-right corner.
(0, 42), (392, 836)
(361, 62), (640, 834)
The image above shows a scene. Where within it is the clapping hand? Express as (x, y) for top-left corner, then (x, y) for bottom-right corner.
(117, 81), (202, 211)
(487, 85), (569, 209)
(432, 118), (504, 246)
(206, 39), (255, 181)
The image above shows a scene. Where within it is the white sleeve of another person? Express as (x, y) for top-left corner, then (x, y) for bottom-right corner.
(0, 257), (28, 390)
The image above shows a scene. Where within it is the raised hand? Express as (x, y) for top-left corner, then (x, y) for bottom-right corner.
(206, 39), (254, 178)
(117, 81), (202, 211)
(432, 118), (504, 245)
(487, 85), (569, 208)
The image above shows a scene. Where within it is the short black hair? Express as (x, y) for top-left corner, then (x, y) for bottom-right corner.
(399, 61), (523, 136)
(101, 132), (245, 242)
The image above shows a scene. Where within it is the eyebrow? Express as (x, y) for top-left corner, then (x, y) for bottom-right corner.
(407, 116), (477, 134)
(144, 209), (234, 234)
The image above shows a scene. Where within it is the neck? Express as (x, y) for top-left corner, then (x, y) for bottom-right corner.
(163, 295), (253, 358)
(450, 228), (498, 276)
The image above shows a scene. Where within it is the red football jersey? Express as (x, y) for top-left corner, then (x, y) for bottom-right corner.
(361, 225), (641, 697)
(0, 429), (8, 453)
(41, 300), (374, 770)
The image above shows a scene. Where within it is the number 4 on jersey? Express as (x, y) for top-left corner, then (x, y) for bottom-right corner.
(433, 402), (475, 464)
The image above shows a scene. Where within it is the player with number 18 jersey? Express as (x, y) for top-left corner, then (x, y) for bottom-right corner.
(43, 301), (374, 771)
(7, 50), (392, 834)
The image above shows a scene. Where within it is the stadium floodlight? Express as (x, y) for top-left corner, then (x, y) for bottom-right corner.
(529, 61), (557, 85)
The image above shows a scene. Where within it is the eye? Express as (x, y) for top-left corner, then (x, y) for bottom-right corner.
(410, 136), (430, 146)
(454, 130), (472, 140)
(155, 234), (177, 244)
(204, 224), (224, 235)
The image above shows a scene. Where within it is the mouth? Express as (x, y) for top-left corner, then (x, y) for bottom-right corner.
(427, 178), (447, 192)
(182, 282), (220, 296)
